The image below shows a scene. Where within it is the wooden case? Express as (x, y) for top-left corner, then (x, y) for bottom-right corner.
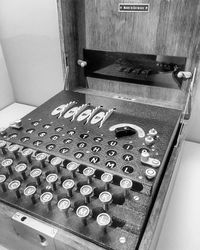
(0, 1), (199, 250)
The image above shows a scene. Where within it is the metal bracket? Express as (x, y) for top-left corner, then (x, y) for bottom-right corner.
(175, 67), (197, 148)
(12, 212), (57, 250)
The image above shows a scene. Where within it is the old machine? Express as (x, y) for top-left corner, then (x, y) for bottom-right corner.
(0, 1), (199, 250)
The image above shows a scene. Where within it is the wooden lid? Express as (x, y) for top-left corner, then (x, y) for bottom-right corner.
(57, 0), (199, 111)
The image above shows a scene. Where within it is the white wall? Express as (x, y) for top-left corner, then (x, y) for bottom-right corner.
(0, 43), (14, 109)
(0, 0), (64, 107)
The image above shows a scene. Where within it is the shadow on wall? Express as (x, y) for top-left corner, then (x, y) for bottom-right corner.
(1, 35), (64, 107)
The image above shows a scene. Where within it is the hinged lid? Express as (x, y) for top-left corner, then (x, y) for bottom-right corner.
(57, 0), (199, 114)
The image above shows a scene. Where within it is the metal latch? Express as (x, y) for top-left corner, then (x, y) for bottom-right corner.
(183, 67), (196, 120)
(12, 212), (57, 250)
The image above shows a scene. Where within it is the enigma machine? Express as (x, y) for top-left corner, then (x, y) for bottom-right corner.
(0, 1), (199, 250)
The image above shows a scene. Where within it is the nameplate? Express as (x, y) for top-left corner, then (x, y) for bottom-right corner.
(118, 3), (149, 12)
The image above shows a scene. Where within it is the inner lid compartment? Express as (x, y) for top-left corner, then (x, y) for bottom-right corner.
(57, 0), (198, 111)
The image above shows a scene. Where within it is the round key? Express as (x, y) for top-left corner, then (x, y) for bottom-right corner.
(148, 128), (157, 137)
(145, 136), (154, 146)
(24, 185), (37, 204)
(35, 153), (48, 168)
(46, 173), (58, 191)
(66, 162), (80, 178)
(15, 163), (27, 180)
(62, 179), (75, 197)
(96, 213), (112, 233)
(80, 185), (93, 204)
(57, 198), (71, 216)
(99, 191), (112, 211)
(50, 157), (62, 173)
(21, 148), (33, 163)
(83, 167), (95, 184)
(1, 158), (13, 174)
(141, 149), (150, 163)
(8, 180), (21, 198)
(76, 205), (90, 226)
(101, 172), (113, 190)
(145, 168), (156, 180)
(120, 178), (133, 197)
(0, 140), (7, 155)
(30, 168), (42, 185)
(8, 144), (20, 158)
(0, 174), (7, 192)
(40, 192), (53, 210)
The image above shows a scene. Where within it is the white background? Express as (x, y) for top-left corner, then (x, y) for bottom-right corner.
(0, 0), (64, 107)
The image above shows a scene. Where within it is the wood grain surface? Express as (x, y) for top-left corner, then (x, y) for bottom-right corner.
(58, 0), (200, 109)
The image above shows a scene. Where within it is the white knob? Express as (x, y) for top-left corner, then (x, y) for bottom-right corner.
(141, 150), (150, 162)
(148, 128), (157, 137)
(177, 71), (192, 79)
(77, 59), (87, 68)
(145, 136), (154, 145)
(145, 168), (156, 180)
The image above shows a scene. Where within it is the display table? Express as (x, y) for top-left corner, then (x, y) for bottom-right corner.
(156, 140), (200, 250)
(0, 103), (199, 250)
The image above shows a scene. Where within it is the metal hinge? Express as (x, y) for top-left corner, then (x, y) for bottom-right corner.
(175, 67), (197, 148)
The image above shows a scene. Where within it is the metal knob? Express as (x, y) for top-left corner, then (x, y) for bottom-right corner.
(24, 185), (37, 204)
(0, 174), (7, 192)
(83, 167), (95, 184)
(62, 179), (75, 197)
(76, 205), (90, 226)
(96, 213), (112, 233)
(46, 173), (58, 191)
(50, 157), (63, 173)
(77, 59), (87, 68)
(66, 162), (80, 178)
(148, 128), (158, 137)
(101, 172), (113, 190)
(57, 198), (71, 216)
(80, 185), (93, 204)
(8, 144), (20, 159)
(99, 191), (112, 211)
(177, 71), (192, 79)
(15, 163), (28, 180)
(145, 168), (156, 180)
(8, 180), (21, 198)
(1, 158), (14, 175)
(145, 136), (154, 146)
(120, 178), (133, 197)
(21, 148), (34, 163)
(141, 149), (150, 163)
(30, 168), (42, 185)
(40, 191), (53, 211)
(35, 153), (48, 168)
(0, 140), (7, 155)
